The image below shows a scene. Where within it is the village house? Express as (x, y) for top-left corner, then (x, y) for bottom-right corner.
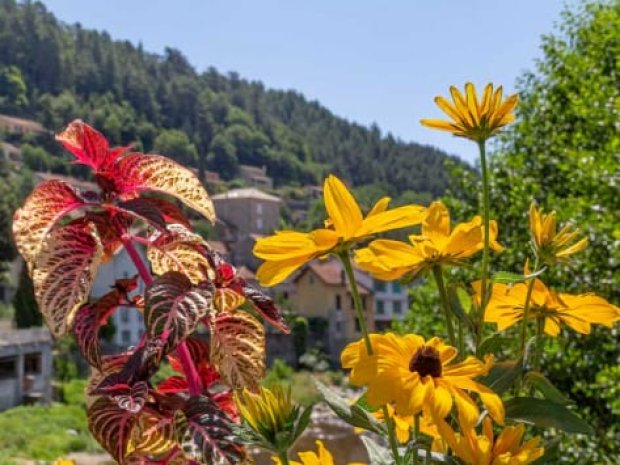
(356, 273), (410, 331)
(291, 259), (375, 363)
(238, 164), (273, 189)
(212, 188), (282, 269)
(0, 326), (53, 411)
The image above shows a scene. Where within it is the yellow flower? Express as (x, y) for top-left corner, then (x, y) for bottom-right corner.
(529, 202), (588, 265)
(475, 279), (620, 336)
(436, 417), (544, 465)
(235, 384), (296, 444)
(355, 201), (502, 280)
(421, 82), (518, 142)
(53, 459), (77, 465)
(272, 440), (365, 465)
(254, 174), (426, 286)
(341, 333), (504, 426)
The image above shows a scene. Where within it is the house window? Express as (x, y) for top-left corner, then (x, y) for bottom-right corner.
(376, 300), (385, 315)
(24, 353), (41, 374)
(392, 281), (402, 293)
(256, 217), (263, 230)
(335, 294), (341, 310)
(374, 279), (386, 292)
(121, 330), (132, 344)
(0, 357), (16, 379)
(335, 321), (342, 334)
(121, 308), (130, 323)
(256, 203), (263, 214)
(393, 301), (403, 315)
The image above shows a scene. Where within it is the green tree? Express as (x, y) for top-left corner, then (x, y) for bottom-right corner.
(445, 2), (620, 462)
(0, 65), (28, 112)
(153, 129), (198, 166)
(13, 265), (42, 328)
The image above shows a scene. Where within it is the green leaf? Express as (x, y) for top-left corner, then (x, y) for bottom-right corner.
(355, 392), (381, 413)
(315, 380), (383, 434)
(492, 268), (546, 284)
(479, 358), (523, 394)
(477, 333), (513, 357)
(291, 403), (314, 443)
(504, 397), (594, 434)
(523, 371), (571, 405)
(360, 436), (392, 465)
(446, 284), (473, 329)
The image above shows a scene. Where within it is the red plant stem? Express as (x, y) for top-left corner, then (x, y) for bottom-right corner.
(120, 233), (203, 397)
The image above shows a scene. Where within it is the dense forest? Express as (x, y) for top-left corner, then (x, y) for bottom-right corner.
(0, 0), (464, 197)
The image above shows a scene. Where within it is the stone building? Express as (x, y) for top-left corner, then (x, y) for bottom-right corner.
(0, 327), (53, 411)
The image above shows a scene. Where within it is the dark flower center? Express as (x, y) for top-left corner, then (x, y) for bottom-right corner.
(409, 346), (442, 378)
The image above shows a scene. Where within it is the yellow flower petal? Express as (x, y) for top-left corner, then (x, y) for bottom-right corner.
(357, 205), (426, 238)
(323, 175), (363, 239)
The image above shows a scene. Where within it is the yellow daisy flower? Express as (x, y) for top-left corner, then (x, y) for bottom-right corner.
(436, 417), (544, 465)
(421, 82), (518, 142)
(272, 440), (365, 465)
(254, 174), (426, 286)
(355, 201), (502, 280)
(341, 333), (504, 426)
(235, 384), (296, 445)
(529, 202), (588, 265)
(474, 279), (620, 336)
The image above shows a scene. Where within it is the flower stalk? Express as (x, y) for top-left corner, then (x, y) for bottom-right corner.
(338, 249), (402, 465)
(519, 257), (540, 354)
(477, 139), (491, 350)
(431, 265), (457, 347)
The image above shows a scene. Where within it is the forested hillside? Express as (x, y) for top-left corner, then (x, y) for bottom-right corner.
(0, 0), (463, 196)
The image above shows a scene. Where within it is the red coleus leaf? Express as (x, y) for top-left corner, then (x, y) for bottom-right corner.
(145, 272), (215, 356)
(113, 381), (149, 414)
(235, 281), (289, 333)
(175, 396), (246, 465)
(167, 337), (211, 373)
(56, 119), (128, 172)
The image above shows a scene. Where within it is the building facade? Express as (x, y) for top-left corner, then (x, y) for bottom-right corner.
(291, 260), (375, 363)
(0, 327), (53, 411)
(356, 274), (410, 331)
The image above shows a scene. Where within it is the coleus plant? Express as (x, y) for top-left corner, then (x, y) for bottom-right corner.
(12, 120), (289, 464)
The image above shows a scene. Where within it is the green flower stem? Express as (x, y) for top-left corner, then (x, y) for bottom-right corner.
(432, 265), (457, 347)
(477, 139), (491, 350)
(412, 415), (420, 465)
(338, 250), (401, 465)
(534, 316), (545, 372)
(277, 450), (290, 465)
(519, 257), (540, 354)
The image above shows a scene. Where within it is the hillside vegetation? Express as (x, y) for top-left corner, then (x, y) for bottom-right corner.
(0, 0), (464, 197)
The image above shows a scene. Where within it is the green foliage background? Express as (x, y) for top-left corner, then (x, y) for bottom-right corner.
(398, 2), (619, 463)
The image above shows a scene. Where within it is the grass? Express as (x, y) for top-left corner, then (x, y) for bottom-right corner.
(0, 379), (101, 463)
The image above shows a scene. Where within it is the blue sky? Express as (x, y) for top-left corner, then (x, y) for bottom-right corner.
(40, 0), (568, 163)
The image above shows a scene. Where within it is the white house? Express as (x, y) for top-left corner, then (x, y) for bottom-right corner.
(356, 273), (410, 331)
(91, 247), (146, 348)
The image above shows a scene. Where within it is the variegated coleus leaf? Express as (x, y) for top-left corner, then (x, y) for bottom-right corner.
(147, 224), (214, 284)
(119, 197), (191, 229)
(145, 272), (215, 356)
(88, 396), (138, 463)
(126, 410), (178, 459)
(32, 222), (104, 337)
(175, 396), (246, 465)
(114, 153), (215, 223)
(73, 277), (138, 369)
(210, 311), (265, 392)
(13, 180), (87, 269)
